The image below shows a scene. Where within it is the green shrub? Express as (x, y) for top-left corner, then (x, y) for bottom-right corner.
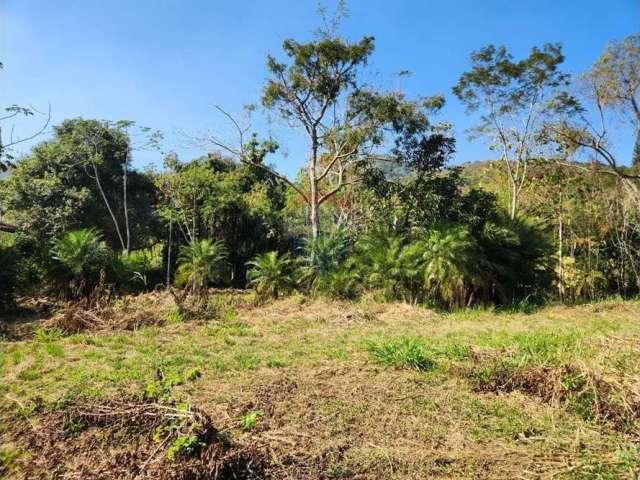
(113, 243), (164, 291)
(167, 434), (203, 459)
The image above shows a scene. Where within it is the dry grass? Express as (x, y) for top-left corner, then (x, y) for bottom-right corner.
(1, 293), (640, 478)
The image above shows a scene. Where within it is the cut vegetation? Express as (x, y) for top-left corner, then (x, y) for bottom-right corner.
(2, 294), (640, 479)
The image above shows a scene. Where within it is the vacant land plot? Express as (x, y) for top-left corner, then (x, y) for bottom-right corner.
(1, 295), (639, 479)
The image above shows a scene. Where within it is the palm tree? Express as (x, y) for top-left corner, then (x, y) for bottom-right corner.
(301, 230), (350, 293)
(416, 225), (481, 308)
(175, 239), (228, 296)
(51, 228), (110, 298)
(246, 251), (296, 300)
(356, 228), (408, 301)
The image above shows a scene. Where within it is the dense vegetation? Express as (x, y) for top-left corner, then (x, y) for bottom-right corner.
(2, 30), (639, 312)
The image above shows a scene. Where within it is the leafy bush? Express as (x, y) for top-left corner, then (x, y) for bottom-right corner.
(411, 225), (481, 308)
(301, 231), (350, 289)
(355, 228), (409, 301)
(113, 243), (164, 291)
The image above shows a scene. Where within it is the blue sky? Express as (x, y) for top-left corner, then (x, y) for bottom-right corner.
(2, 0), (638, 176)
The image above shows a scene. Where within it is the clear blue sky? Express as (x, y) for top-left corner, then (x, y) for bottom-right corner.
(2, 0), (638, 176)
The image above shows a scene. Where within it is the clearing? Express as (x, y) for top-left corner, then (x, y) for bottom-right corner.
(1, 294), (639, 479)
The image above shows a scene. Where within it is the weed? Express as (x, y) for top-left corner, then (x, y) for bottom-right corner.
(11, 350), (23, 365)
(44, 342), (64, 357)
(239, 410), (263, 430)
(266, 358), (287, 368)
(367, 337), (435, 371)
(18, 366), (42, 381)
(0, 447), (19, 475)
(34, 328), (64, 342)
(165, 306), (186, 325)
(166, 434), (203, 459)
(234, 352), (260, 370)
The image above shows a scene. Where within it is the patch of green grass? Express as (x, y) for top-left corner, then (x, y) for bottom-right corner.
(325, 347), (349, 361)
(266, 358), (287, 368)
(367, 337), (435, 371)
(69, 334), (105, 346)
(0, 446), (19, 474)
(202, 310), (250, 338)
(17, 366), (43, 381)
(33, 328), (63, 342)
(44, 342), (64, 357)
(466, 398), (542, 440)
(11, 349), (23, 365)
(234, 352), (260, 370)
(165, 306), (186, 324)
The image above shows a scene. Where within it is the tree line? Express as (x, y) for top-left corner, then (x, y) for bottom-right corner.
(0, 29), (638, 311)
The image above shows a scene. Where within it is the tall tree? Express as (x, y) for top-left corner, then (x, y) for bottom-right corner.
(258, 31), (437, 238)
(0, 119), (158, 248)
(544, 34), (640, 199)
(453, 44), (572, 218)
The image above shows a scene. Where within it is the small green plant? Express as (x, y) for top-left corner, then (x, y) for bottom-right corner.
(166, 433), (203, 459)
(44, 342), (65, 357)
(367, 337), (435, 371)
(144, 368), (185, 400)
(239, 410), (263, 430)
(17, 366), (42, 381)
(234, 352), (260, 370)
(266, 358), (286, 368)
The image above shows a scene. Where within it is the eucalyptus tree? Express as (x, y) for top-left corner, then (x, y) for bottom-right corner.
(260, 33), (438, 237)
(453, 43), (573, 218)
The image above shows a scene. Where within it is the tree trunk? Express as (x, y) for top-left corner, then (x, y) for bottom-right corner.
(310, 197), (320, 239)
(92, 163), (126, 251)
(166, 220), (172, 289)
(509, 182), (518, 219)
(0, 222), (16, 233)
(557, 194), (564, 301)
(123, 156), (130, 252)
(309, 134), (321, 239)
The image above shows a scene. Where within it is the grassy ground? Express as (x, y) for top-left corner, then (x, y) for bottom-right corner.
(1, 293), (639, 478)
